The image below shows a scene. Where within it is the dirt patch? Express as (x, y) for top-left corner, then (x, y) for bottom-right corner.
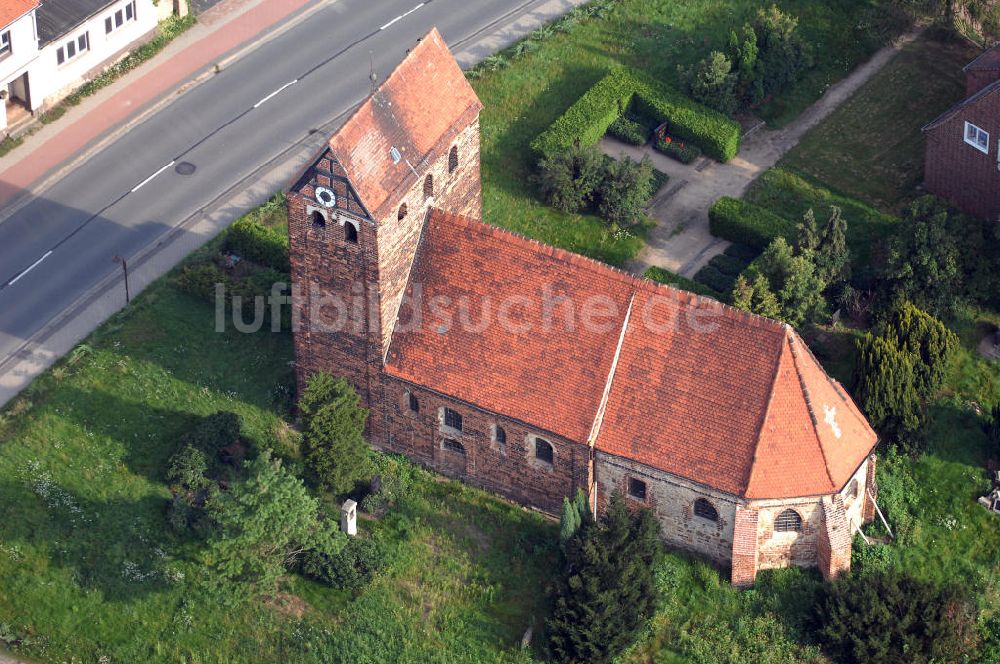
(264, 590), (309, 619)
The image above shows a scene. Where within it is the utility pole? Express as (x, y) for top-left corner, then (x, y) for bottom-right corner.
(112, 255), (130, 304)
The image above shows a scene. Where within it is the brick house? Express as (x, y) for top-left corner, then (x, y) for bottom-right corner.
(287, 28), (880, 585)
(924, 43), (1000, 220)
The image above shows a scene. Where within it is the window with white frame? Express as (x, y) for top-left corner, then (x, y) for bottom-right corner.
(105, 1), (137, 34)
(964, 121), (989, 154)
(0, 30), (11, 58)
(56, 32), (90, 66)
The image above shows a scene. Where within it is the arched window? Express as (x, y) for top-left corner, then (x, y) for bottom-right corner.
(693, 498), (718, 522)
(534, 437), (553, 464)
(448, 145), (458, 173)
(848, 479), (859, 500)
(423, 173), (434, 198)
(628, 477), (647, 501)
(344, 222), (358, 243)
(406, 392), (419, 413)
(775, 509), (803, 532)
(310, 210), (326, 229)
(494, 425), (506, 446)
(443, 407), (463, 431)
(442, 438), (465, 454)
(398, 203), (408, 220)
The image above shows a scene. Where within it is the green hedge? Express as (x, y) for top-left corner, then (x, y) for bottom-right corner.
(706, 253), (747, 277)
(225, 217), (290, 272)
(693, 264), (736, 295)
(654, 136), (702, 164)
(643, 266), (720, 299)
(708, 197), (796, 250)
(531, 68), (741, 162)
(607, 115), (649, 145)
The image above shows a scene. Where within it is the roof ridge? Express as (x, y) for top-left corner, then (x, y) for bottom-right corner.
(586, 290), (637, 447)
(785, 329), (836, 490)
(383, 207), (435, 363)
(742, 323), (792, 496)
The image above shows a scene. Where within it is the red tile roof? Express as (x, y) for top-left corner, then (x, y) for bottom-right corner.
(0, 0), (37, 28)
(328, 28), (482, 221)
(385, 210), (878, 499)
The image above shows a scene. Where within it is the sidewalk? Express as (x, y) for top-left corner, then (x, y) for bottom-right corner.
(600, 29), (922, 279)
(0, 0), (323, 212)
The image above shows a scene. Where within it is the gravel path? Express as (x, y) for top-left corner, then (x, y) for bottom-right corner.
(601, 29), (922, 279)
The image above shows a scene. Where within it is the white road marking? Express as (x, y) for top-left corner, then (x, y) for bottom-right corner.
(253, 80), (298, 109)
(380, 3), (424, 30)
(9, 250), (53, 286)
(131, 161), (176, 193)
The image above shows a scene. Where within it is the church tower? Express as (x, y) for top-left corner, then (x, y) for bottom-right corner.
(287, 28), (483, 406)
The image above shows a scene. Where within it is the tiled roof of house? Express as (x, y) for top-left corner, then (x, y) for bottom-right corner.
(328, 28), (482, 221)
(0, 0), (38, 30)
(385, 209), (878, 499)
(36, 0), (119, 46)
(963, 43), (1000, 71)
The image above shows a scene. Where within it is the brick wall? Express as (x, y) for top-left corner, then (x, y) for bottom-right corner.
(374, 117), (482, 359)
(862, 454), (877, 524)
(375, 376), (590, 514)
(595, 451), (739, 564)
(924, 92), (1000, 220)
(731, 505), (759, 586)
(817, 495), (852, 581)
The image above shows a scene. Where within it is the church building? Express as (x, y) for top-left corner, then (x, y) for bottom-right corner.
(286, 28), (879, 586)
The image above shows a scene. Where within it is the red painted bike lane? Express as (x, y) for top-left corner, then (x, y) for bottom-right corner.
(0, 0), (316, 207)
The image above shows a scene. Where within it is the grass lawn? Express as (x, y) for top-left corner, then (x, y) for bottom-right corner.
(780, 31), (979, 213)
(472, 0), (889, 266)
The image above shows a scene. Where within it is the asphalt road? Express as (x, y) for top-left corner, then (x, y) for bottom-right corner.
(0, 0), (554, 373)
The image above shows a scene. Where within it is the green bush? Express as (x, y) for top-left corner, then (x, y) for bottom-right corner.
(535, 142), (605, 212)
(301, 536), (386, 592)
(707, 253), (747, 277)
(654, 135), (702, 164)
(300, 373), (371, 495)
(597, 154), (654, 226)
(723, 242), (761, 262)
(176, 260), (228, 302)
(531, 67), (741, 162)
(680, 50), (738, 116)
(708, 197), (796, 250)
(607, 115), (649, 145)
(816, 571), (980, 663)
(643, 266), (720, 299)
(693, 264), (736, 295)
(225, 217), (290, 272)
(183, 412), (242, 461)
(166, 444), (209, 491)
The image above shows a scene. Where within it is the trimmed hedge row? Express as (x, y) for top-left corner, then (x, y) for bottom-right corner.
(706, 253), (747, 277)
(225, 217), (290, 272)
(693, 264), (736, 295)
(643, 266), (720, 299)
(708, 197), (796, 250)
(654, 136), (702, 164)
(531, 68), (741, 162)
(607, 116), (649, 145)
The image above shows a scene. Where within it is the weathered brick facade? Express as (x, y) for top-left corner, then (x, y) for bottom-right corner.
(924, 48), (1000, 220)
(287, 26), (879, 586)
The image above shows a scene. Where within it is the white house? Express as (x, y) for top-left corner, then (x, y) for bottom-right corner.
(1, 0), (158, 134)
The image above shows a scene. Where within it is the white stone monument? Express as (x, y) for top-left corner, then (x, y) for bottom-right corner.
(341, 499), (358, 536)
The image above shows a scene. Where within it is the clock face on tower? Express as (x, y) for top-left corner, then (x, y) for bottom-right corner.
(314, 186), (337, 208)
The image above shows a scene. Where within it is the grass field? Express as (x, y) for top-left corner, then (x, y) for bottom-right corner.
(780, 31), (979, 213)
(472, 0), (890, 266)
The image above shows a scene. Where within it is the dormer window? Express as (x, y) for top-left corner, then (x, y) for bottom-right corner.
(424, 174), (434, 198)
(448, 145), (458, 173)
(964, 121), (989, 154)
(344, 222), (358, 243)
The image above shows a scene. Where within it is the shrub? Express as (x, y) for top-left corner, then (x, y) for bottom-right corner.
(753, 5), (813, 96)
(166, 444), (209, 491)
(723, 243), (761, 262)
(531, 67), (741, 162)
(855, 331), (923, 446)
(986, 403), (1000, 455)
(731, 273), (781, 319)
(535, 142), (605, 212)
(176, 260), (228, 302)
(709, 197), (796, 249)
(643, 266), (720, 299)
(654, 135), (702, 164)
(681, 50), (738, 116)
(183, 412), (242, 461)
(693, 264), (736, 295)
(547, 493), (661, 664)
(302, 536), (386, 591)
(360, 453), (416, 514)
(300, 374), (371, 495)
(596, 154), (654, 226)
(816, 571), (980, 663)
(225, 217), (290, 272)
(607, 115), (649, 145)
(707, 253), (747, 276)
